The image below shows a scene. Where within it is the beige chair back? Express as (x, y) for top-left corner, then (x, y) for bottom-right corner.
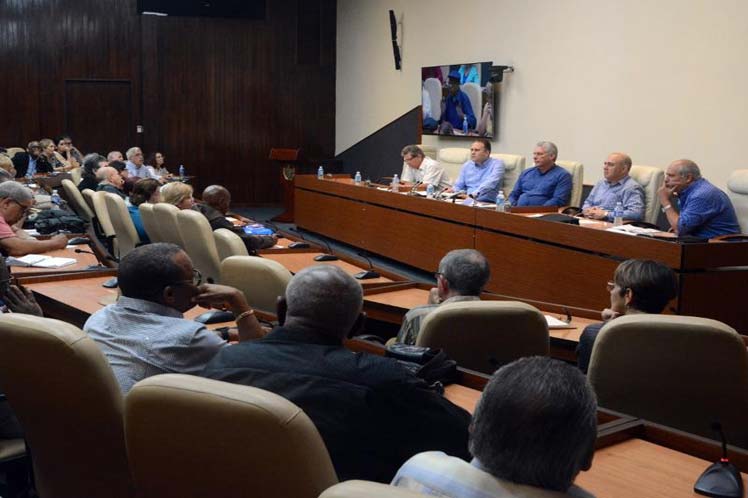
(125, 374), (337, 498)
(138, 203), (163, 242)
(61, 178), (95, 222)
(629, 165), (664, 224)
(104, 193), (141, 258)
(422, 78), (442, 121)
(177, 208), (222, 283)
(416, 301), (549, 374)
(5, 147), (24, 159)
(492, 153), (526, 195)
(214, 228), (249, 260)
(727, 169), (748, 232)
(461, 82), (482, 121)
(320, 481), (426, 498)
(417, 143), (437, 160)
(81, 188), (96, 210)
(70, 166), (82, 185)
(90, 190), (118, 256)
(556, 160), (584, 207)
(153, 203), (185, 248)
(588, 314), (748, 448)
(0, 315), (133, 498)
(221, 255), (292, 315)
(437, 148), (469, 184)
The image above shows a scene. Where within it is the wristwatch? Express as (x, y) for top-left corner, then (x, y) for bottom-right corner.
(662, 204), (672, 213)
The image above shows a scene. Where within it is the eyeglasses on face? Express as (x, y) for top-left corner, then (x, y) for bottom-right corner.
(168, 268), (202, 288)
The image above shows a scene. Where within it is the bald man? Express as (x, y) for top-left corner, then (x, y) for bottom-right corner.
(582, 152), (644, 221)
(194, 185), (277, 253)
(202, 265), (470, 483)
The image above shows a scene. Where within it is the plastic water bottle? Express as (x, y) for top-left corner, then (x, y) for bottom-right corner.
(495, 190), (505, 212)
(462, 115), (469, 134)
(613, 201), (624, 226)
(178, 164), (185, 179)
(51, 189), (61, 206)
(391, 174), (400, 191)
(426, 183), (435, 198)
(317, 165), (324, 179)
(354, 171), (362, 185)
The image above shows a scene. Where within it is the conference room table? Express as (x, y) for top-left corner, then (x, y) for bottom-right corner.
(8, 246), (106, 278)
(295, 175), (748, 333)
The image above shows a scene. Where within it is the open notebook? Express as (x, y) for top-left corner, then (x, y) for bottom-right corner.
(6, 254), (77, 269)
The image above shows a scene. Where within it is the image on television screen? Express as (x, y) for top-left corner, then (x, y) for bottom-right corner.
(421, 61), (496, 138)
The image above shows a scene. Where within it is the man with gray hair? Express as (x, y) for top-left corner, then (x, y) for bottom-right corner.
(658, 159), (739, 238)
(0, 182), (68, 256)
(508, 141), (572, 207)
(202, 264), (471, 483)
(394, 249), (490, 345)
(125, 146), (160, 180)
(392, 356), (597, 498)
(400, 145), (450, 188)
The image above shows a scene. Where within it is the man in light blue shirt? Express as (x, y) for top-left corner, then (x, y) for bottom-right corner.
(508, 141), (572, 207)
(451, 139), (504, 202)
(125, 146), (160, 180)
(582, 152), (644, 221)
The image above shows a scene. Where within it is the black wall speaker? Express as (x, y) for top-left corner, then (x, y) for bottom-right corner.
(137, 0), (266, 19)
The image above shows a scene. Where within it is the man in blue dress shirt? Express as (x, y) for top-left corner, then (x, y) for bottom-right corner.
(508, 141), (572, 207)
(582, 152), (644, 221)
(658, 159), (739, 238)
(450, 139), (504, 202)
(439, 71), (476, 134)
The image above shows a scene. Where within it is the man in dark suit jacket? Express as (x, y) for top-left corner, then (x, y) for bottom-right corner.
(194, 185), (277, 254)
(12, 141), (52, 178)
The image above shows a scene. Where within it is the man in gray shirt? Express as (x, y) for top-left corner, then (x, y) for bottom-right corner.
(395, 249), (490, 345)
(84, 243), (264, 393)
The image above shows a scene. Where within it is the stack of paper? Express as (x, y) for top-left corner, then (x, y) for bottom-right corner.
(7, 254), (77, 268)
(544, 315), (575, 329)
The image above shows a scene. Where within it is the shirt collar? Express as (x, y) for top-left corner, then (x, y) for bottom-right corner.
(117, 295), (184, 318)
(679, 177), (703, 200)
(605, 174), (629, 187)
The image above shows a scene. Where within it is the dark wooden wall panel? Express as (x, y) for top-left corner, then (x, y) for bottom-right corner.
(1, 0), (336, 205)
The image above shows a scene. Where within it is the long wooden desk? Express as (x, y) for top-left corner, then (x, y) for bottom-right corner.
(9, 246), (104, 277)
(295, 175), (748, 333)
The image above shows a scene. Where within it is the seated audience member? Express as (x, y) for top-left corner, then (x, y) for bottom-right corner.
(78, 153), (107, 192)
(84, 243), (264, 393)
(450, 139), (504, 202)
(129, 178), (161, 243)
(39, 138), (69, 172)
(195, 185), (277, 253)
(0, 169), (14, 183)
(109, 160), (134, 196)
(107, 150), (124, 162)
(400, 145), (450, 188)
(125, 147), (160, 180)
(392, 356), (597, 498)
(439, 70), (476, 134)
(12, 141), (51, 178)
(395, 249), (489, 345)
(0, 155), (15, 177)
(56, 134), (82, 168)
(202, 265), (471, 482)
(96, 166), (126, 199)
(508, 141), (572, 207)
(161, 182), (194, 210)
(146, 151), (172, 178)
(576, 259), (677, 374)
(583, 153), (645, 221)
(658, 159), (740, 238)
(0, 183), (67, 256)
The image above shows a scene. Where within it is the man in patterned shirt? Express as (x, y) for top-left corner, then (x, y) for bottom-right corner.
(392, 357), (597, 498)
(658, 159), (739, 238)
(84, 243), (265, 393)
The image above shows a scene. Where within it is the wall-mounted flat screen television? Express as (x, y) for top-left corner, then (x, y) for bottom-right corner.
(421, 61), (496, 138)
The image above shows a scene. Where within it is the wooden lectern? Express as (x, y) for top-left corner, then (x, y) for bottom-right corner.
(269, 148), (341, 222)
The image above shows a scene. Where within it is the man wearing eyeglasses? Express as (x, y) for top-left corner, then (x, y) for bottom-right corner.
(399, 145), (450, 189)
(84, 243), (266, 394)
(0, 182), (68, 257)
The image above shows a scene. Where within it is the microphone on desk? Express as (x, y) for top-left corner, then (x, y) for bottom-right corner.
(74, 247), (116, 262)
(408, 181), (423, 195)
(448, 190), (466, 203)
(354, 252), (381, 280)
(285, 227), (311, 249)
(289, 228), (338, 261)
(694, 422), (743, 498)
